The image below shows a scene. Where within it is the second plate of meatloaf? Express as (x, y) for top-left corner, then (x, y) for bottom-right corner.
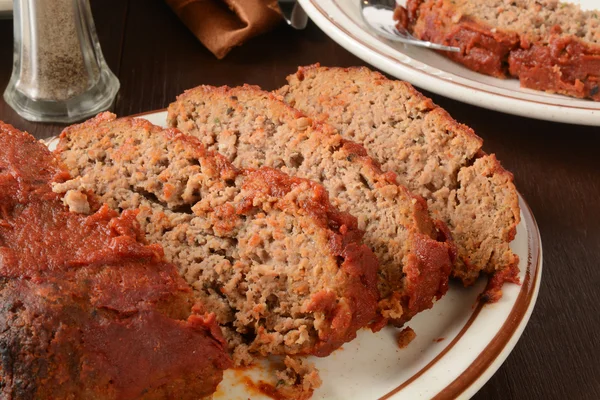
(398, 0), (600, 101)
(294, 0), (600, 126)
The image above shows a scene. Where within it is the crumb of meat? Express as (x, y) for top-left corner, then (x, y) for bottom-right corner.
(397, 326), (416, 349)
(62, 189), (90, 214)
(51, 175), (91, 193)
(273, 356), (322, 400)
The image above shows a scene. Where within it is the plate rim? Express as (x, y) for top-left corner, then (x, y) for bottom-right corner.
(298, 0), (600, 126)
(46, 109), (543, 399)
(439, 195), (542, 400)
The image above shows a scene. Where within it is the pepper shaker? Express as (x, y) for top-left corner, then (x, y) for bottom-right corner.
(3, 0), (119, 123)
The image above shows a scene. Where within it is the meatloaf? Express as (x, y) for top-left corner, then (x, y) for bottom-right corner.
(0, 122), (231, 399)
(167, 85), (455, 327)
(278, 65), (520, 300)
(54, 112), (379, 368)
(398, 0), (600, 100)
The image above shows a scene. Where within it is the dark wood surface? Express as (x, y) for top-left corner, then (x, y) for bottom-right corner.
(1, 1), (599, 399)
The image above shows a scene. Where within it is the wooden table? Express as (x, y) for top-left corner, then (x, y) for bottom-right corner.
(1, 1), (599, 398)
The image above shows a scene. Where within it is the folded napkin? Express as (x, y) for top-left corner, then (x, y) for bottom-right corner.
(166, 0), (282, 59)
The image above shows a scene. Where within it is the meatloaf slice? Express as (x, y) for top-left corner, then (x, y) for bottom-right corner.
(54, 112), (379, 367)
(167, 85), (454, 327)
(398, 0), (600, 100)
(278, 65), (520, 299)
(0, 122), (231, 399)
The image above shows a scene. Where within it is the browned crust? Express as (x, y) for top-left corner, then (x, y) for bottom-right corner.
(400, 0), (600, 100)
(170, 83), (456, 325)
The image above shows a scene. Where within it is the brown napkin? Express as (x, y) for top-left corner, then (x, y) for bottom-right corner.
(166, 0), (282, 59)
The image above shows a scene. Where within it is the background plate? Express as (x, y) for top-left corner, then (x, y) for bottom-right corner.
(298, 0), (599, 126)
(45, 110), (543, 399)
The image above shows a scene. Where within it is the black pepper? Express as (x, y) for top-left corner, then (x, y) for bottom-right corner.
(17, 0), (99, 101)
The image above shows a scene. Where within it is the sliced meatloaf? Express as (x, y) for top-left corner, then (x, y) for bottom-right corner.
(398, 0), (600, 100)
(167, 85), (454, 327)
(54, 112), (379, 367)
(278, 65), (520, 300)
(0, 121), (231, 399)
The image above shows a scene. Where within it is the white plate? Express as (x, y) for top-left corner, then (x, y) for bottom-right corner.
(46, 110), (543, 399)
(298, 0), (600, 126)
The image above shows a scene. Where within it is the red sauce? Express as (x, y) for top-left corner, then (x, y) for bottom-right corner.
(480, 263), (520, 303)
(399, 231), (453, 324)
(0, 122), (232, 399)
(509, 37), (600, 101)
(242, 377), (287, 400)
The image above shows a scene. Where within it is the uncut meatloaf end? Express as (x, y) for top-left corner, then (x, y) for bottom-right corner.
(167, 85), (455, 327)
(278, 65), (520, 299)
(0, 121), (231, 400)
(398, 0), (600, 100)
(54, 112), (379, 369)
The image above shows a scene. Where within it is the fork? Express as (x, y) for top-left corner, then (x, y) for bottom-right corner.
(360, 0), (461, 52)
(278, 0), (308, 29)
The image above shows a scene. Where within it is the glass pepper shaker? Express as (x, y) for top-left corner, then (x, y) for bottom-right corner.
(3, 0), (119, 123)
